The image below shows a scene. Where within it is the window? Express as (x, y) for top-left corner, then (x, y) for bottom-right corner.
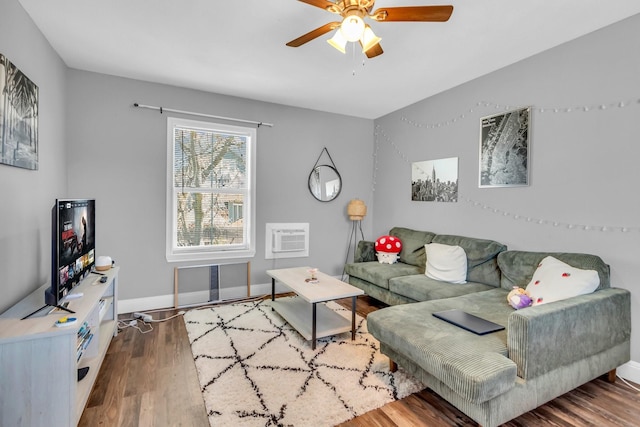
(166, 117), (256, 261)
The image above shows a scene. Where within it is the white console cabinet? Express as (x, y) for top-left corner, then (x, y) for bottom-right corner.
(0, 267), (119, 426)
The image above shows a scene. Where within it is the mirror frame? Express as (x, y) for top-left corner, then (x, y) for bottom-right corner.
(308, 164), (342, 202)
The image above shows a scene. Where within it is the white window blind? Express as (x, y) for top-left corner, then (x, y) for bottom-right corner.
(166, 117), (256, 261)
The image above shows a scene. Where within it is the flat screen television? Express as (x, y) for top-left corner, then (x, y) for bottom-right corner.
(22, 199), (96, 319)
(22, 199), (96, 320)
(46, 199), (96, 307)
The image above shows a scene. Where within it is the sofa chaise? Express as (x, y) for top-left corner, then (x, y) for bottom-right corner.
(345, 227), (631, 426)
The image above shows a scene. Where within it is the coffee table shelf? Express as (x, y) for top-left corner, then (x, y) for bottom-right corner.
(267, 267), (363, 349)
(271, 296), (351, 341)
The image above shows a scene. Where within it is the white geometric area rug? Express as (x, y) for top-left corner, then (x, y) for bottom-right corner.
(183, 298), (424, 427)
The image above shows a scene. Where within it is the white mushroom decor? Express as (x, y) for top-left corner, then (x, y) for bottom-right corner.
(375, 235), (403, 264)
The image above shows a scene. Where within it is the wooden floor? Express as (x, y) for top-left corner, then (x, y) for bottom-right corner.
(79, 309), (209, 426)
(80, 295), (640, 427)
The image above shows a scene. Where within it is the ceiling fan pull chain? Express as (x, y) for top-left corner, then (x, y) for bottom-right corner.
(352, 43), (358, 76)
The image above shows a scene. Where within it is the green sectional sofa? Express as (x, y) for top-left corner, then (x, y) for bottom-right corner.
(345, 227), (631, 426)
(344, 227), (508, 306)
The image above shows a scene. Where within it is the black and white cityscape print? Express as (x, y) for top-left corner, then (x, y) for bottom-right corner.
(479, 107), (529, 187)
(412, 157), (459, 202)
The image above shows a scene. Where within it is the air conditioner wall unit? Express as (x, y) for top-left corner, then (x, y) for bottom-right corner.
(272, 229), (306, 253)
(265, 223), (309, 259)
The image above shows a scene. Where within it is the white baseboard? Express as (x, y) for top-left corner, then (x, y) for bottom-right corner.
(617, 360), (640, 384)
(118, 293), (174, 314)
(117, 281), (286, 314)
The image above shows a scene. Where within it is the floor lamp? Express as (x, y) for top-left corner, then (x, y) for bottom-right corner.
(343, 199), (366, 280)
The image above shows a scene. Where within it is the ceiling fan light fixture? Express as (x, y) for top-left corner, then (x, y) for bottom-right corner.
(327, 29), (347, 54)
(340, 14), (365, 42)
(287, 1), (455, 59)
(361, 25), (381, 53)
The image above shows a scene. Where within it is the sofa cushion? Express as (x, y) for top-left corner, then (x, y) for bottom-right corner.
(389, 275), (494, 302)
(389, 227), (436, 267)
(498, 251), (610, 291)
(431, 234), (507, 287)
(525, 256), (600, 306)
(344, 261), (422, 290)
(425, 243), (467, 283)
(367, 288), (516, 403)
(354, 240), (376, 263)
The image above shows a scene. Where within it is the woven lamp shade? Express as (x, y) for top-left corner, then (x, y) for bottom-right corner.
(347, 199), (367, 220)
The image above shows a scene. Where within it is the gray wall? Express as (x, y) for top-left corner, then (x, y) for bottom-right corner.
(373, 14), (640, 363)
(0, 0), (68, 313)
(65, 70), (374, 302)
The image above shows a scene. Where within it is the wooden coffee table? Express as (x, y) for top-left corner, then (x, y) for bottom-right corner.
(267, 267), (364, 350)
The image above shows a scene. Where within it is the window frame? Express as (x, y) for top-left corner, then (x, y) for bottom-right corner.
(166, 116), (256, 262)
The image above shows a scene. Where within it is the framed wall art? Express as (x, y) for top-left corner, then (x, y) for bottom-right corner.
(412, 157), (458, 202)
(0, 53), (39, 170)
(479, 107), (530, 187)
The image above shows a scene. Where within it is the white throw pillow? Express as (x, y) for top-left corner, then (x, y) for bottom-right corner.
(525, 256), (600, 306)
(424, 243), (467, 284)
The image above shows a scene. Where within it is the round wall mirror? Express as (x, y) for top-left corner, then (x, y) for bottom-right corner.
(309, 165), (342, 202)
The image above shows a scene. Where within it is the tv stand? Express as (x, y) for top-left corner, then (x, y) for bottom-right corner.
(20, 302), (75, 320)
(0, 267), (119, 426)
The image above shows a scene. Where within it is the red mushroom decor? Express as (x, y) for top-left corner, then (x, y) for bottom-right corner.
(375, 235), (402, 264)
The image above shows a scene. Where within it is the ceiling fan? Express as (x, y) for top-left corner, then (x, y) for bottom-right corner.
(286, 0), (454, 58)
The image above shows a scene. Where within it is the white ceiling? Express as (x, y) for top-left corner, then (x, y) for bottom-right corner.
(18, 0), (640, 119)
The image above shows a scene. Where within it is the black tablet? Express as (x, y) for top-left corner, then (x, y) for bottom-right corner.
(433, 309), (505, 335)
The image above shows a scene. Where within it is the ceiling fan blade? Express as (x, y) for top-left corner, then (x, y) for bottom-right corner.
(297, 0), (338, 12)
(286, 22), (341, 47)
(364, 42), (384, 59)
(371, 5), (454, 22)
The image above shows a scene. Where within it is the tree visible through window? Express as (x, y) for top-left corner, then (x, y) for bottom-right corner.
(166, 117), (256, 261)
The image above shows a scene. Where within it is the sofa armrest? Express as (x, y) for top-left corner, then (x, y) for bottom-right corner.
(354, 240), (376, 262)
(508, 288), (631, 379)
(438, 351), (517, 404)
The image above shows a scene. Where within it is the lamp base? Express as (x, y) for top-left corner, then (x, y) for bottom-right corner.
(342, 219), (365, 281)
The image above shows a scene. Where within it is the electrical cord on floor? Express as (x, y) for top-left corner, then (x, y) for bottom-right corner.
(117, 318), (153, 334)
(188, 295), (266, 313)
(121, 293), (274, 334)
(118, 310), (187, 334)
(617, 375), (640, 393)
(127, 310), (185, 324)
(143, 312), (185, 322)
(133, 294), (266, 319)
